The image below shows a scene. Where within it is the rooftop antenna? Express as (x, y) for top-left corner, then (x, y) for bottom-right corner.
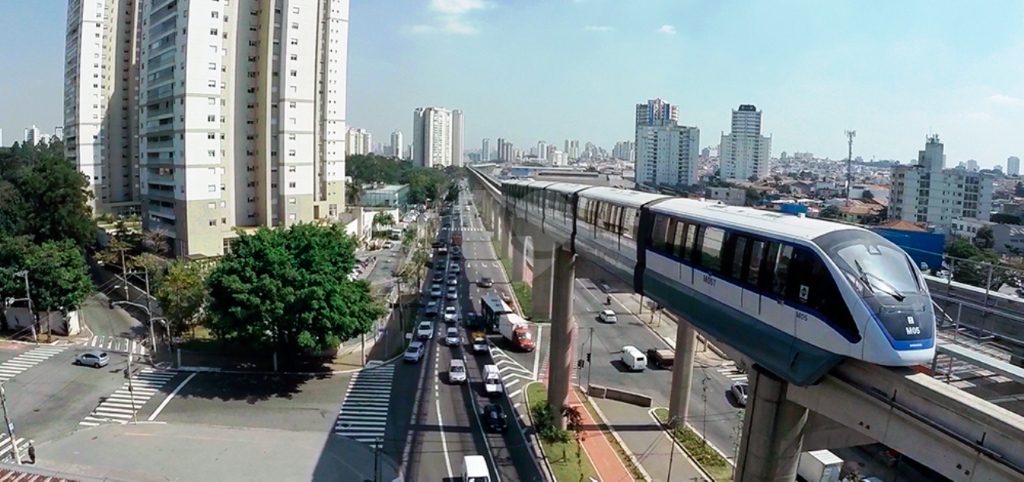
(845, 130), (856, 203)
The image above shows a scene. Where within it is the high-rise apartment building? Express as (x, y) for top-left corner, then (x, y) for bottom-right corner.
(481, 138), (490, 162)
(634, 99), (698, 188)
(390, 130), (403, 158)
(613, 141), (635, 161)
(546, 144), (558, 166)
(345, 128), (371, 156)
(537, 141), (547, 162)
(24, 126), (44, 145)
(65, 0), (350, 256)
(1009, 156), (1020, 176)
(497, 138), (513, 162)
(965, 159), (979, 172)
(451, 110), (464, 168)
(568, 140), (579, 160)
(890, 135), (993, 232)
(720, 104), (771, 181)
(413, 107), (455, 168)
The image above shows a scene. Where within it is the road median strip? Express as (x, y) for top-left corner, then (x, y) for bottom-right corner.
(652, 407), (733, 482)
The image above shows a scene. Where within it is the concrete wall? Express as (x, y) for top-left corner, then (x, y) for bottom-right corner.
(5, 308), (81, 337)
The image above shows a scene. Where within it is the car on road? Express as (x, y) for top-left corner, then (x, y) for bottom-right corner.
(452, 246), (461, 255)
(598, 309), (617, 323)
(417, 321), (434, 340)
(482, 404), (507, 432)
(431, 241), (443, 249)
(449, 263), (461, 274)
(404, 341), (425, 363)
(731, 381), (749, 407)
(478, 277), (493, 288)
(447, 286), (458, 300)
(451, 251), (461, 261)
(435, 260), (446, 270)
(75, 350), (109, 368)
(448, 276), (458, 286)
(445, 327), (460, 346)
(433, 273), (444, 283)
(425, 301), (439, 317)
(448, 359), (467, 383)
(382, 241), (393, 250)
(430, 285), (443, 298)
(444, 306), (459, 323)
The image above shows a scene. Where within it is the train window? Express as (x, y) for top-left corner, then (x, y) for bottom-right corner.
(731, 236), (747, 279)
(622, 208), (638, 239)
(682, 223), (697, 261)
(772, 244), (794, 297)
(651, 216), (671, 252)
(700, 226), (726, 272)
(747, 240), (767, 287)
(796, 251), (860, 340)
(671, 222), (686, 257)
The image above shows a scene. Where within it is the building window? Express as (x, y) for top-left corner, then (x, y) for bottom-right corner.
(209, 219), (217, 226)
(288, 198), (296, 204)
(210, 28), (218, 35)
(208, 133), (216, 139)
(290, 70), (297, 77)
(289, 182), (296, 188)
(288, 166), (296, 172)
(289, 101), (296, 108)
(208, 185), (217, 192)
(288, 150), (295, 156)
(291, 22), (298, 29)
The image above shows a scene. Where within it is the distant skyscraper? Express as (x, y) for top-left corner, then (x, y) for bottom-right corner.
(569, 140), (580, 160)
(452, 110), (464, 168)
(965, 159), (980, 172)
(634, 99), (698, 187)
(413, 107), (455, 168)
(546, 144), (558, 166)
(481, 139), (490, 161)
(720, 104), (771, 181)
(24, 126), (42, 145)
(537, 141), (547, 161)
(52, 126), (64, 141)
(1008, 156), (1020, 176)
(390, 131), (404, 158)
(497, 138), (513, 162)
(0, 129), (4, 147)
(345, 128), (372, 156)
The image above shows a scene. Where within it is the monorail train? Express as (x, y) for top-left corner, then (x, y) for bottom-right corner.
(502, 179), (935, 386)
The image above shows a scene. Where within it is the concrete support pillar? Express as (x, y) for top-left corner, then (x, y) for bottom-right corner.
(510, 219), (526, 282)
(735, 367), (808, 482)
(547, 247), (577, 429)
(490, 203), (498, 235)
(531, 235), (555, 321)
(500, 212), (511, 260)
(667, 319), (697, 427)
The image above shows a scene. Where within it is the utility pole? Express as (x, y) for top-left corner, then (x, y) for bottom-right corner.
(845, 130), (856, 202)
(666, 416), (678, 481)
(0, 382), (22, 464)
(144, 267), (156, 354)
(586, 327), (594, 391)
(126, 352), (138, 424)
(119, 248), (129, 301)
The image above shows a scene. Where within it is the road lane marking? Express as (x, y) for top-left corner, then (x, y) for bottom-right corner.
(435, 400), (453, 478)
(0, 346), (66, 382)
(147, 372), (196, 421)
(334, 364), (395, 446)
(533, 325), (543, 379)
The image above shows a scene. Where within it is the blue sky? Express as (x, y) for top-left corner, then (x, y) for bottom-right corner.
(4, 1), (1024, 167)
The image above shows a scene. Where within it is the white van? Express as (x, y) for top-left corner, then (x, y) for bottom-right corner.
(621, 345), (647, 371)
(461, 455), (491, 482)
(482, 364), (503, 396)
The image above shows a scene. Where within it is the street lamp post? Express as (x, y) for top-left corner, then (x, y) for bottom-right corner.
(0, 382), (22, 464)
(13, 271), (32, 337)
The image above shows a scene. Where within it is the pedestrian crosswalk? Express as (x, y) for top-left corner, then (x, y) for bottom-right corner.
(465, 261), (502, 270)
(0, 434), (29, 464)
(717, 361), (748, 383)
(0, 346), (66, 382)
(333, 364), (395, 447)
(489, 345), (536, 398)
(82, 335), (148, 356)
(80, 369), (177, 426)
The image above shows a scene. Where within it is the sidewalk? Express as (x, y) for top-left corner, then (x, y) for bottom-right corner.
(591, 397), (706, 482)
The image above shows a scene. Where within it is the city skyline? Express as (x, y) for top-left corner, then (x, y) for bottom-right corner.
(3, 1), (1024, 167)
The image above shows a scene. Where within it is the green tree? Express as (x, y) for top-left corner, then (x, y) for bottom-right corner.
(947, 239), (980, 259)
(0, 236), (92, 333)
(206, 223), (384, 355)
(1016, 181), (1024, 197)
(975, 226), (995, 249)
(819, 205), (841, 219)
(156, 260), (211, 338)
(346, 181), (364, 206)
(13, 147), (96, 248)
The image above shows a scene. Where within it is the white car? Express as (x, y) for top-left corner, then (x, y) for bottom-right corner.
(449, 263), (460, 274)
(405, 341), (425, 363)
(444, 306), (459, 323)
(417, 321), (433, 340)
(430, 285), (443, 298)
(447, 286), (458, 300)
(448, 359), (466, 383)
(447, 276), (458, 286)
(445, 327), (460, 346)
(731, 381), (748, 407)
(598, 309), (617, 323)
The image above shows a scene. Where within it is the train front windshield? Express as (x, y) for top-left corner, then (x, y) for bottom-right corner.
(815, 230), (934, 344)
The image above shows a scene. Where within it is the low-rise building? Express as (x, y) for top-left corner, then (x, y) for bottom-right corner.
(708, 187), (746, 206)
(993, 224), (1024, 255)
(359, 185), (410, 208)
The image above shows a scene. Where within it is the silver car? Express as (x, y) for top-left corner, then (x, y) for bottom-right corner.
(75, 350), (110, 368)
(731, 381), (748, 407)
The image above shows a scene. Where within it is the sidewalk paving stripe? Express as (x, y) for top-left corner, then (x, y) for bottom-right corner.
(95, 406), (136, 414)
(333, 364), (396, 445)
(509, 388), (523, 399)
(81, 370), (177, 426)
(504, 378), (521, 389)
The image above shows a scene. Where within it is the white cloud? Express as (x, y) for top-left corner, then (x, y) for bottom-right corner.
(657, 25), (676, 35)
(988, 94), (1021, 104)
(584, 26), (614, 32)
(413, 0), (486, 35)
(967, 112), (992, 121)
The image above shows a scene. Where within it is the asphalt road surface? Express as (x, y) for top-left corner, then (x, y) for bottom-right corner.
(387, 193), (544, 482)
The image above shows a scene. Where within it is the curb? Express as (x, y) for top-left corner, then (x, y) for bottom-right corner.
(648, 408), (717, 482)
(175, 352), (404, 377)
(586, 396), (653, 482)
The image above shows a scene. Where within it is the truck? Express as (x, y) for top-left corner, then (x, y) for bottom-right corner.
(796, 450), (843, 482)
(451, 232), (463, 247)
(498, 313), (535, 351)
(647, 348), (675, 369)
(471, 332), (489, 353)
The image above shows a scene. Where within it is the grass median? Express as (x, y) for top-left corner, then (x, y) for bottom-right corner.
(654, 407), (733, 482)
(491, 239), (533, 319)
(525, 382), (598, 482)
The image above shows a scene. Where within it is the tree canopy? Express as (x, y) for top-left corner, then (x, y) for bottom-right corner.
(0, 236), (92, 317)
(156, 260), (211, 338)
(346, 154), (452, 205)
(205, 223), (384, 355)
